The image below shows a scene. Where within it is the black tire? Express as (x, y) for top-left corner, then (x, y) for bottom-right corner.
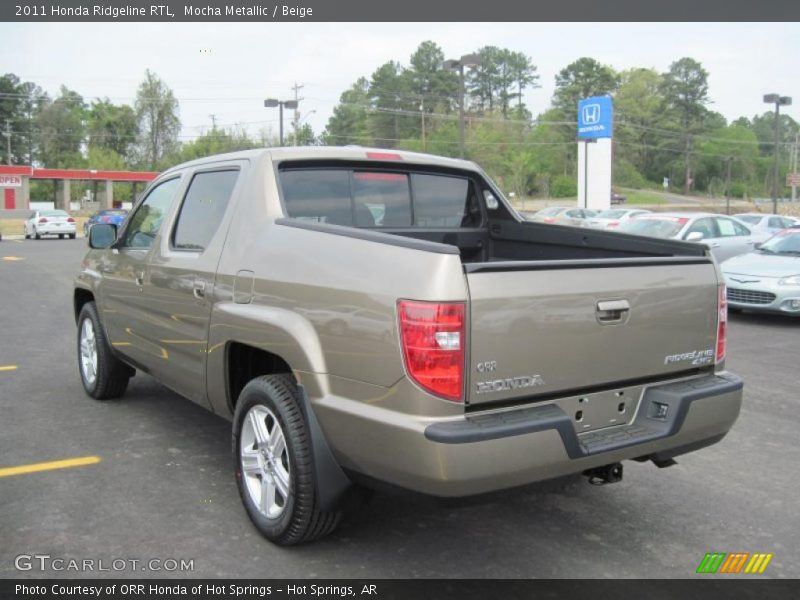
(233, 374), (341, 545)
(68, 233), (76, 239)
(77, 301), (133, 400)
(24, 228), (29, 239)
(34, 229), (41, 240)
(58, 233), (64, 239)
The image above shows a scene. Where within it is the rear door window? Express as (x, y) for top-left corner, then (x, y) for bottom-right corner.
(172, 170), (239, 251)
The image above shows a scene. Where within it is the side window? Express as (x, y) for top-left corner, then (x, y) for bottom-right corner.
(717, 218), (748, 237)
(685, 218), (718, 239)
(122, 178), (181, 249)
(172, 170), (239, 251)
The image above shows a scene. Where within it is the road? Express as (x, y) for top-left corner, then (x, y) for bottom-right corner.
(0, 239), (797, 579)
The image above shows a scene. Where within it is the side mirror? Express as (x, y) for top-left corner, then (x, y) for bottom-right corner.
(686, 231), (704, 242)
(483, 190), (499, 210)
(89, 223), (117, 249)
(754, 242), (762, 250)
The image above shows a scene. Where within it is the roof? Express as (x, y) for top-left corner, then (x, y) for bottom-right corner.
(162, 146), (479, 174)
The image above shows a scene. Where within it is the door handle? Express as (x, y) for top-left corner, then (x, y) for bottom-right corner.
(597, 299), (630, 322)
(193, 280), (206, 299)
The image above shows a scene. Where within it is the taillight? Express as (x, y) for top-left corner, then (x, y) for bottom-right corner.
(543, 217), (555, 224)
(67, 217), (75, 223)
(398, 300), (465, 402)
(38, 217), (48, 223)
(716, 285), (727, 363)
(607, 221), (620, 228)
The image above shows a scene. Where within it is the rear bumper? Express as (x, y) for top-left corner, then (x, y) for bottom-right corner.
(35, 225), (76, 235)
(315, 372), (743, 497)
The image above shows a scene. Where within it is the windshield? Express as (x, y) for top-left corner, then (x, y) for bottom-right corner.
(596, 209), (627, 218)
(735, 215), (760, 225)
(618, 217), (688, 239)
(759, 230), (800, 255)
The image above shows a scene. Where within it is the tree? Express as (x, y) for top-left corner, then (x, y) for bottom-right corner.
(323, 77), (371, 146)
(660, 57), (711, 194)
(467, 46), (502, 112)
(552, 57), (618, 115)
(507, 51), (539, 115)
(87, 99), (138, 160)
(407, 41), (457, 111)
(178, 125), (259, 162)
(133, 70), (180, 169)
(614, 68), (665, 181)
(35, 86), (86, 168)
(368, 61), (411, 146)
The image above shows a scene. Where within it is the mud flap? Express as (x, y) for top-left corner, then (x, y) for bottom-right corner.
(297, 384), (352, 512)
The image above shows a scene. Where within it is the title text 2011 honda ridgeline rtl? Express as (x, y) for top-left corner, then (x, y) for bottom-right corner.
(74, 147), (742, 545)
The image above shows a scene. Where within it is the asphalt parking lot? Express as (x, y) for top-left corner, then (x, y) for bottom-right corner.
(1, 238), (798, 579)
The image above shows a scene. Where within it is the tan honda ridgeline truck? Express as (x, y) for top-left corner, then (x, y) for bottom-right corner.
(74, 147), (742, 545)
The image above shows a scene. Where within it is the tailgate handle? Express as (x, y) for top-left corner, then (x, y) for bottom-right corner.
(596, 299), (630, 322)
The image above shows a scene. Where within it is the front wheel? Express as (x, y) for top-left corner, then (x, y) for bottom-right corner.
(77, 301), (133, 399)
(233, 375), (341, 545)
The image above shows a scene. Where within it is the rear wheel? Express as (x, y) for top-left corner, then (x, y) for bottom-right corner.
(233, 374), (341, 545)
(68, 233), (76, 239)
(59, 233), (64, 239)
(77, 301), (132, 399)
(34, 228), (41, 240)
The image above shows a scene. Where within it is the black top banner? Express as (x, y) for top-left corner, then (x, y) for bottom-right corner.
(2, 0), (800, 22)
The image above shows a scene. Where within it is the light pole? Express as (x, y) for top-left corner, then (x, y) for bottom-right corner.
(264, 98), (299, 146)
(763, 93), (792, 214)
(443, 53), (480, 159)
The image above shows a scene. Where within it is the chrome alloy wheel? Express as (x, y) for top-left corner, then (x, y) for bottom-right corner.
(79, 318), (98, 386)
(240, 405), (291, 519)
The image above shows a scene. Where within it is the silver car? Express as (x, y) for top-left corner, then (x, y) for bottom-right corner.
(617, 212), (765, 262)
(24, 209), (77, 239)
(529, 206), (598, 227)
(733, 213), (800, 235)
(585, 208), (651, 230)
(721, 229), (800, 316)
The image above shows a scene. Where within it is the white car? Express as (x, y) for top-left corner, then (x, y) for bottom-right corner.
(584, 208), (652, 230)
(733, 213), (800, 235)
(24, 210), (77, 240)
(617, 212), (768, 262)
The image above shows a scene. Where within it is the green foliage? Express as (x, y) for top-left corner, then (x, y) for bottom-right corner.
(614, 158), (649, 189)
(322, 77), (371, 146)
(133, 69), (181, 169)
(551, 174), (577, 198)
(552, 57), (618, 115)
(88, 99), (138, 159)
(35, 86), (86, 168)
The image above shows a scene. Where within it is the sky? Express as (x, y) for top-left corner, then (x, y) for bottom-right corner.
(1, 22), (798, 143)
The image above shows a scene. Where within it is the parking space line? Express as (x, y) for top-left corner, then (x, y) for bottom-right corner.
(1, 256), (26, 261)
(0, 365), (18, 372)
(0, 456), (101, 478)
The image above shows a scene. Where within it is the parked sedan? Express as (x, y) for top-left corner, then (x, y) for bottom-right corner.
(584, 208), (651, 230)
(617, 212), (766, 262)
(529, 206), (598, 227)
(23, 210), (76, 239)
(733, 213), (799, 235)
(83, 209), (128, 236)
(721, 229), (800, 316)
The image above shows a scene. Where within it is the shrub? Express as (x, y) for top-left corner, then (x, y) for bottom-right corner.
(551, 175), (577, 198)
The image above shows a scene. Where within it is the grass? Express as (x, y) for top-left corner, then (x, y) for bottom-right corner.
(619, 191), (669, 205)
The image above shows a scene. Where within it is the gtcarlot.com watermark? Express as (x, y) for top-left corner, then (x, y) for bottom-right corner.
(14, 553), (194, 573)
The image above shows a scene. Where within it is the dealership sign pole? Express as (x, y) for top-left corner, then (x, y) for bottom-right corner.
(577, 96), (613, 210)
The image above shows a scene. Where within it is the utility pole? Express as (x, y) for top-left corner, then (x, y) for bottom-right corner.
(209, 114), (217, 129)
(792, 133), (798, 203)
(420, 97), (426, 152)
(724, 156), (734, 215)
(444, 54), (480, 159)
(4, 119), (11, 165)
(291, 82), (304, 144)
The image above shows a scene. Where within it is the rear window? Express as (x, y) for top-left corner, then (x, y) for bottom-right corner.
(596, 209), (626, 218)
(280, 168), (480, 228)
(42, 210), (68, 217)
(735, 215), (760, 225)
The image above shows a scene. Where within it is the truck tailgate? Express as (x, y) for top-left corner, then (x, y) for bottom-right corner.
(465, 258), (719, 406)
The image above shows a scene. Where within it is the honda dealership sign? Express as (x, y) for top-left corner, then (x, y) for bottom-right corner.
(577, 96), (613, 139)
